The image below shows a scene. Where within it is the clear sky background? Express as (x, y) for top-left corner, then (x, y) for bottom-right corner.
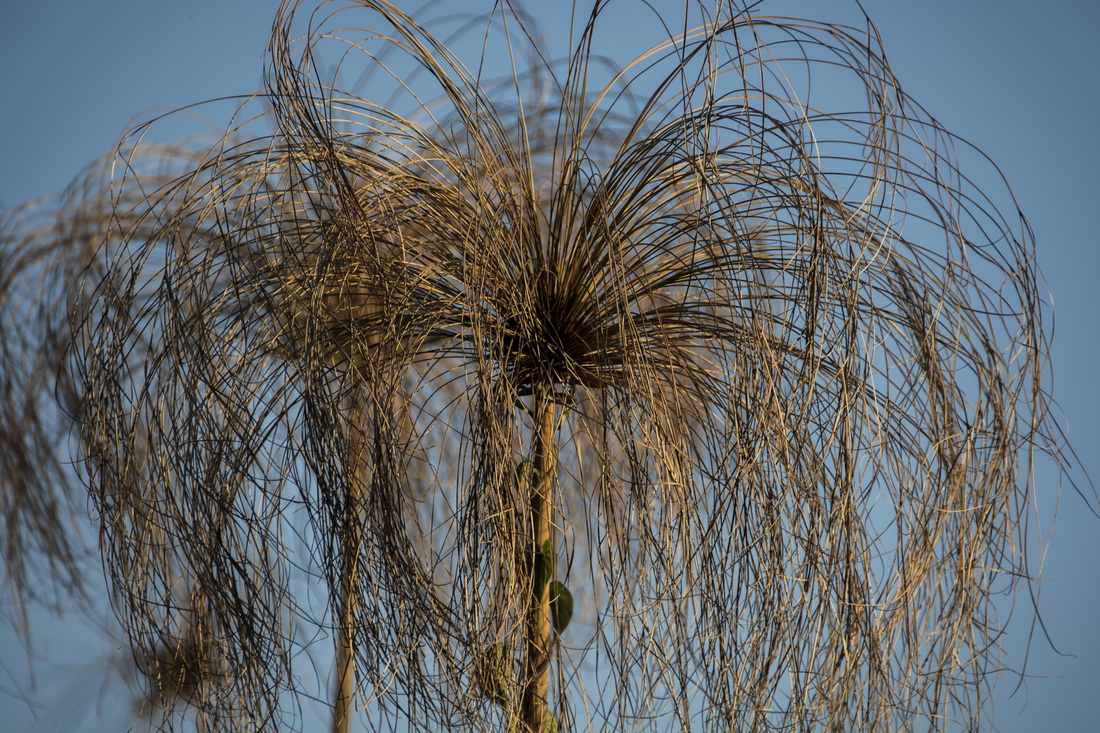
(1, 1), (1097, 731)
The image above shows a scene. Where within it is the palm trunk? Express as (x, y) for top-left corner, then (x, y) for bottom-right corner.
(520, 383), (557, 732)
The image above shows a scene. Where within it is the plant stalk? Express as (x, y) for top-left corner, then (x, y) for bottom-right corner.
(334, 395), (367, 733)
(333, 537), (358, 733)
(520, 383), (557, 732)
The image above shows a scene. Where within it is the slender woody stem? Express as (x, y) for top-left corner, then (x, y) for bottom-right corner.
(520, 383), (557, 732)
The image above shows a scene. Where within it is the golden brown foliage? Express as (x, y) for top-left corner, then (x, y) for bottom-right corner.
(1, 1), (1078, 730)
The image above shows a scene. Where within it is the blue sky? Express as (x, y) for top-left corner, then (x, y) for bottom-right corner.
(2, 1), (1097, 731)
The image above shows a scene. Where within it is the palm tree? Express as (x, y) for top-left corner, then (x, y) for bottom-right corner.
(2, 1), (1079, 730)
